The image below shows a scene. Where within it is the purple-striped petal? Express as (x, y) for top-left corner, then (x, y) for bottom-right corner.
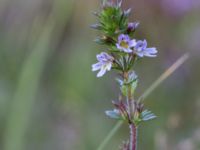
(92, 52), (113, 77)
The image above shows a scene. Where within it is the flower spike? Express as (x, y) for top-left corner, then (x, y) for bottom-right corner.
(91, 1), (159, 149)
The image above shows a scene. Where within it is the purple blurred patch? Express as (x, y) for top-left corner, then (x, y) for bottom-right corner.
(161, 0), (200, 16)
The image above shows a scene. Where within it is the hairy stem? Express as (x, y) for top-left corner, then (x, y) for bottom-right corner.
(124, 71), (137, 150)
(129, 123), (137, 150)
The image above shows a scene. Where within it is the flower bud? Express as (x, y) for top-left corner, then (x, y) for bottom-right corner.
(127, 22), (140, 33)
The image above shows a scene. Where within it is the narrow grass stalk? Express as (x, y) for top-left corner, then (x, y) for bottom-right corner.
(138, 53), (189, 103)
(96, 53), (189, 150)
(97, 121), (123, 150)
(3, 1), (74, 149)
(3, 23), (54, 150)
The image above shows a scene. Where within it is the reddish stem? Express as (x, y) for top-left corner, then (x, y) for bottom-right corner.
(129, 123), (137, 150)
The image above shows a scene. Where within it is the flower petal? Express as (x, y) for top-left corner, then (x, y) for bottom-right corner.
(92, 62), (102, 71)
(144, 53), (157, 57)
(145, 47), (157, 53)
(116, 43), (122, 51)
(129, 39), (137, 47)
(118, 34), (130, 42)
(143, 39), (148, 48)
(123, 48), (132, 53)
(97, 68), (106, 77)
(144, 48), (157, 57)
(105, 62), (112, 71)
(96, 52), (113, 62)
(135, 51), (144, 57)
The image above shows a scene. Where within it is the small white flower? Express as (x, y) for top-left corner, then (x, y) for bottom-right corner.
(92, 52), (114, 77)
(134, 40), (158, 57)
(116, 34), (136, 53)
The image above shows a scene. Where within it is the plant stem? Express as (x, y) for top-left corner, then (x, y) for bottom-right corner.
(96, 53), (189, 150)
(124, 71), (137, 150)
(129, 123), (137, 150)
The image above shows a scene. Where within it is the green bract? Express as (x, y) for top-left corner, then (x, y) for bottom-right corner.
(92, 4), (131, 46)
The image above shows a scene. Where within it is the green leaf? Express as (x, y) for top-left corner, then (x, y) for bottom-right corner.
(121, 84), (128, 96)
(130, 80), (138, 95)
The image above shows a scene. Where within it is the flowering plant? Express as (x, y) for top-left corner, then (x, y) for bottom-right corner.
(91, 1), (157, 149)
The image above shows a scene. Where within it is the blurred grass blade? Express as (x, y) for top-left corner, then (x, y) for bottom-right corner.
(3, 23), (54, 150)
(3, 0), (74, 149)
(97, 121), (123, 150)
(96, 53), (189, 150)
(138, 53), (189, 102)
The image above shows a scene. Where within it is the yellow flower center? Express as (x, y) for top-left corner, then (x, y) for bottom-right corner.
(120, 41), (129, 49)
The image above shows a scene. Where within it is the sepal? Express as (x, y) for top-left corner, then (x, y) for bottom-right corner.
(90, 24), (102, 30)
(94, 36), (116, 45)
(117, 0), (123, 8)
(92, 11), (100, 17)
(116, 78), (123, 86)
(124, 8), (132, 17)
(141, 110), (157, 121)
(132, 103), (156, 125)
(116, 71), (138, 96)
(105, 100), (129, 120)
(105, 109), (121, 119)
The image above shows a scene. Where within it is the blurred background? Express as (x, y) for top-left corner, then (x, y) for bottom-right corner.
(0, 0), (200, 150)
